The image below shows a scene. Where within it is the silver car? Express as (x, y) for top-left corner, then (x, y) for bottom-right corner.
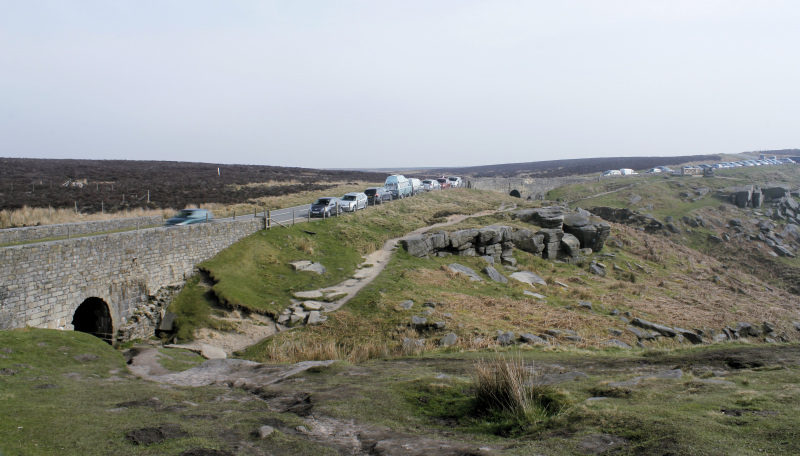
(338, 192), (368, 212)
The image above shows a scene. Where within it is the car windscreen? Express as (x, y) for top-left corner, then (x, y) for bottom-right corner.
(437, 179), (447, 183)
(175, 210), (193, 218)
(448, 177), (457, 181)
(313, 198), (330, 205)
(341, 195), (356, 201)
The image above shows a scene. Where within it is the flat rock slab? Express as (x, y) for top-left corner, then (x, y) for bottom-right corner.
(290, 261), (327, 274)
(523, 290), (547, 300)
(448, 263), (483, 281)
(482, 266), (508, 283)
(200, 344), (227, 360)
(509, 271), (548, 286)
(155, 359), (337, 388)
(293, 290), (324, 299)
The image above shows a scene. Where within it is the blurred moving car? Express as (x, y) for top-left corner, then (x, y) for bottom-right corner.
(339, 192), (368, 212)
(309, 197), (340, 217)
(165, 208), (213, 226)
(364, 187), (392, 205)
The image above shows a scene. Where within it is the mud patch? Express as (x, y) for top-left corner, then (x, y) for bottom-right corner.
(576, 434), (628, 454)
(126, 424), (187, 445)
(180, 449), (235, 456)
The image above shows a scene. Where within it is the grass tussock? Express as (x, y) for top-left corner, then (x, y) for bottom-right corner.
(472, 356), (570, 431)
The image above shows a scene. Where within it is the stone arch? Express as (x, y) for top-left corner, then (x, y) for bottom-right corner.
(509, 189), (521, 198)
(72, 297), (113, 344)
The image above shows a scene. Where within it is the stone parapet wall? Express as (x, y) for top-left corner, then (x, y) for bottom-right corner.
(0, 218), (263, 336)
(0, 215), (164, 245)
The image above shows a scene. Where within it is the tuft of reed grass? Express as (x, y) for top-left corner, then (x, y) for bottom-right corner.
(471, 355), (569, 429)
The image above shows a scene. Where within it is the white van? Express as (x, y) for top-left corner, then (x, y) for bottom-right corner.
(619, 168), (638, 175)
(385, 175), (412, 199)
(409, 178), (423, 195)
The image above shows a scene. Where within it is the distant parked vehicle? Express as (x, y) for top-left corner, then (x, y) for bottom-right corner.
(309, 197), (340, 218)
(645, 168), (662, 174)
(165, 208), (213, 226)
(408, 178), (423, 195)
(384, 175), (412, 199)
(601, 170), (622, 177)
(422, 179), (440, 191)
(339, 192), (368, 212)
(364, 187), (392, 205)
(619, 168), (638, 175)
(447, 176), (462, 188)
(436, 178), (450, 188)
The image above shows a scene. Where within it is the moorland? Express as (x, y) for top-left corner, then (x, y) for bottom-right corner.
(2, 153), (800, 455)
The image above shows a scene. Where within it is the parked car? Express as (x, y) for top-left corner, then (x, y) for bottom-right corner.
(309, 197), (340, 218)
(447, 176), (462, 188)
(422, 179), (440, 191)
(436, 178), (450, 188)
(364, 187), (392, 205)
(165, 208), (213, 226)
(601, 170), (622, 177)
(619, 168), (638, 175)
(338, 192), (368, 212)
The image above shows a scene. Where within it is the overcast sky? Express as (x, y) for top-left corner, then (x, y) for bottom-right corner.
(2, 1), (799, 169)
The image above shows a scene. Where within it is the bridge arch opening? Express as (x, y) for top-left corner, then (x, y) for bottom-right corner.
(509, 189), (521, 198)
(72, 297), (113, 344)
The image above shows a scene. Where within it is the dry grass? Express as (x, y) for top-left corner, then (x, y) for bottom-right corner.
(0, 205), (174, 229)
(472, 355), (569, 426)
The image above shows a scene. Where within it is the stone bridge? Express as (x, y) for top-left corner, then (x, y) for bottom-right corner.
(0, 218), (264, 344)
(468, 176), (592, 200)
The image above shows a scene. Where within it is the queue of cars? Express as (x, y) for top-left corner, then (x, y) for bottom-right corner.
(603, 157), (796, 178)
(310, 174), (463, 218)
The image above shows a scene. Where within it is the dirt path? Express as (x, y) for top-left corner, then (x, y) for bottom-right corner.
(176, 203), (516, 356)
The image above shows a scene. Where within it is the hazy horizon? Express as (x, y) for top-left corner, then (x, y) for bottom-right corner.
(2, 1), (799, 169)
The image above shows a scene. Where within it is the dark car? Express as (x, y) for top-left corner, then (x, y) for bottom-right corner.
(309, 197), (340, 218)
(165, 208), (213, 226)
(364, 187), (392, 205)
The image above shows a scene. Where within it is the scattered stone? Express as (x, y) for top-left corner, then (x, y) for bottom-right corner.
(673, 327), (703, 344)
(411, 316), (427, 328)
(399, 300), (414, 310)
(519, 333), (548, 345)
(632, 318), (676, 337)
(448, 263), (483, 281)
(482, 266), (508, 283)
(439, 333), (458, 347)
(509, 271), (547, 286)
(290, 261), (327, 274)
(626, 326), (654, 340)
(762, 321), (775, 334)
(577, 301), (593, 310)
(523, 290), (547, 300)
(434, 321), (446, 330)
(608, 328), (623, 336)
(306, 311), (327, 325)
(497, 331), (516, 345)
(481, 255), (495, 265)
(258, 425), (275, 439)
(554, 280), (569, 288)
(544, 329), (562, 337)
(301, 301), (323, 311)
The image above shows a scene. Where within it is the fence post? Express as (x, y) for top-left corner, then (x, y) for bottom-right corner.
(292, 209), (295, 226)
(233, 209), (235, 221)
(137, 221), (140, 231)
(267, 210), (271, 229)
(67, 226), (70, 239)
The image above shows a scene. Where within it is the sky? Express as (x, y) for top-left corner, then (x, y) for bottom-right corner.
(2, 1), (800, 169)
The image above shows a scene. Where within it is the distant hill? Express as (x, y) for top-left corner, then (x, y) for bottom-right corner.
(0, 158), (385, 213)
